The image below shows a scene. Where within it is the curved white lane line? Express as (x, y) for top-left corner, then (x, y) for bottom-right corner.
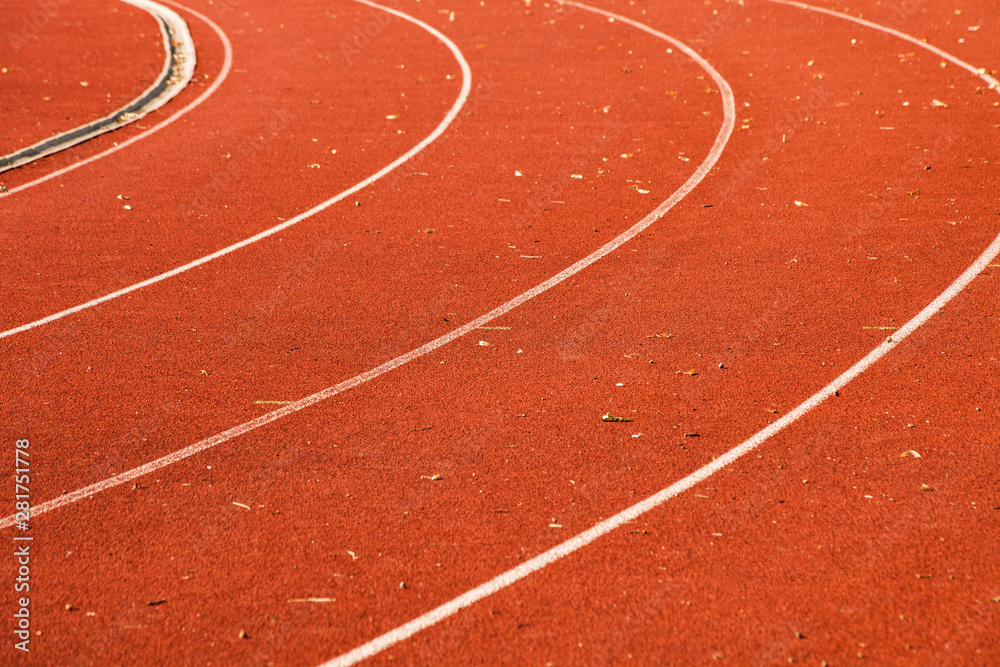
(0, 0), (230, 200)
(0, 0), (196, 173)
(773, 0), (1000, 90)
(0, 5), (736, 529)
(0, 0), (471, 341)
(316, 4), (1000, 666)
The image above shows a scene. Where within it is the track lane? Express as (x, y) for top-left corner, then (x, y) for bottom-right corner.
(2, 0), (998, 663)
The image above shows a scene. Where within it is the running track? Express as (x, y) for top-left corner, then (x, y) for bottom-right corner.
(2, 0), (998, 664)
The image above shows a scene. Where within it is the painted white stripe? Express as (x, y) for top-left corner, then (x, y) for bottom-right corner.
(0, 0), (471, 341)
(0, 0), (227, 200)
(0, 0), (197, 173)
(771, 0), (1000, 91)
(314, 4), (1000, 666)
(0, 3), (736, 525)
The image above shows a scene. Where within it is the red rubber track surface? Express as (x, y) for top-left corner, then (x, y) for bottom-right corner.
(1, 0), (998, 664)
(0, 0), (165, 157)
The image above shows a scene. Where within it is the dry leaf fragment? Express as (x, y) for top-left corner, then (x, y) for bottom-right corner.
(920, 483), (933, 491)
(477, 341), (492, 346)
(601, 412), (632, 422)
(794, 200), (808, 207)
(900, 450), (921, 458)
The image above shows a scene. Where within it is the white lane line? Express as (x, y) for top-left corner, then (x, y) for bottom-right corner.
(0, 4), (736, 526)
(0, 0), (231, 199)
(0, 0), (471, 341)
(316, 4), (1000, 666)
(0, 0), (196, 173)
(771, 0), (1000, 91)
